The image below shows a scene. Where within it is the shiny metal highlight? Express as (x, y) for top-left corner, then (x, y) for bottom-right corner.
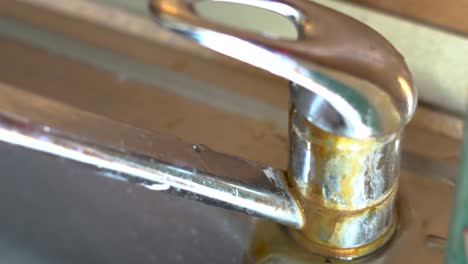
(0, 83), (303, 228)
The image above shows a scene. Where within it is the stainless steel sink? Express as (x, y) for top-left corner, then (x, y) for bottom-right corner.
(0, 142), (253, 264)
(0, 125), (457, 264)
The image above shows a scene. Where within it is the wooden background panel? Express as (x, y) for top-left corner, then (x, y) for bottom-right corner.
(345, 0), (468, 35)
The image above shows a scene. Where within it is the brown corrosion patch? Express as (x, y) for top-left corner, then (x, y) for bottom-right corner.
(287, 105), (400, 257)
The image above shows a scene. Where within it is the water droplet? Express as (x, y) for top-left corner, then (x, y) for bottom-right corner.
(192, 144), (206, 153)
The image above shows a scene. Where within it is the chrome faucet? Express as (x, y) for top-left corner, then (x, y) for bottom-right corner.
(0, 0), (416, 260)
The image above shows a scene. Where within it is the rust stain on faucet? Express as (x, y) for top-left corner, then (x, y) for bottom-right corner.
(287, 104), (400, 258)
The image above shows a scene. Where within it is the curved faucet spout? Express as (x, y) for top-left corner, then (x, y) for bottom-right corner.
(150, 0), (417, 139)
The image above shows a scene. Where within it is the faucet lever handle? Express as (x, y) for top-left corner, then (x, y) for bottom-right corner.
(149, 0), (417, 139)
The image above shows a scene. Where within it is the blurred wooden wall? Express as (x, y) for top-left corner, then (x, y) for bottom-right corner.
(346, 0), (468, 35)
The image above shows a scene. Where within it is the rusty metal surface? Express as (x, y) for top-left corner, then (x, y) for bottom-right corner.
(249, 169), (454, 264)
(288, 105), (398, 257)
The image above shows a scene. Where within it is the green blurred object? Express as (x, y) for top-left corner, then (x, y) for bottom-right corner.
(446, 113), (468, 263)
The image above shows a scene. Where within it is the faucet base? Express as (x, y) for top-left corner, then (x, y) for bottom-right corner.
(289, 208), (397, 260)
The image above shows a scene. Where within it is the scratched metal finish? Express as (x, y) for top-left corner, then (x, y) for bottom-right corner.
(287, 103), (398, 255)
(0, 83), (303, 229)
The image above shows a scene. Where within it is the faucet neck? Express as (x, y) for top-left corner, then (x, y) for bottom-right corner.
(286, 86), (401, 256)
